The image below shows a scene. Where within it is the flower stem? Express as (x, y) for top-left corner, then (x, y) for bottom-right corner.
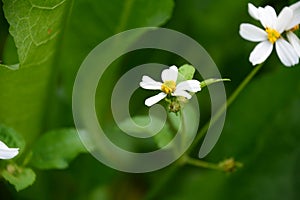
(226, 63), (264, 108)
(180, 110), (186, 152)
(184, 157), (221, 171)
(188, 63), (264, 152)
(144, 63), (264, 200)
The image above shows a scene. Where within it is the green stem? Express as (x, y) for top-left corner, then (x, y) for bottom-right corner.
(226, 63), (264, 108)
(184, 157), (221, 171)
(189, 63), (264, 152)
(180, 110), (186, 152)
(145, 63), (264, 200)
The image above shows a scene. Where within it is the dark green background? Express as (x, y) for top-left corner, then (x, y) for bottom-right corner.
(0, 0), (299, 199)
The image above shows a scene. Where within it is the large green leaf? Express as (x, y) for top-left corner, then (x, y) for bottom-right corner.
(2, 0), (69, 68)
(0, 0), (72, 142)
(29, 128), (87, 170)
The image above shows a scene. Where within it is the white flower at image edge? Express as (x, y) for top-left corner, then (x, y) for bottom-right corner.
(140, 65), (201, 107)
(248, 2), (300, 60)
(239, 3), (300, 66)
(285, 2), (300, 59)
(0, 140), (19, 159)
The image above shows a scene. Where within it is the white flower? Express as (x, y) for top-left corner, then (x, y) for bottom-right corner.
(0, 140), (19, 159)
(140, 65), (201, 107)
(240, 3), (299, 66)
(248, 2), (300, 58)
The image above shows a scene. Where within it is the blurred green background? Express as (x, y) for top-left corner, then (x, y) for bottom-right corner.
(0, 0), (300, 199)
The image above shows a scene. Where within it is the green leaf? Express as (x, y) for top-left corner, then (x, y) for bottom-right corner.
(2, 164), (36, 191)
(0, 0), (72, 143)
(0, 63), (19, 70)
(29, 129), (87, 170)
(119, 115), (169, 136)
(0, 124), (25, 155)
(178, 64), (196, 81)
(119, 115), (175, 149)
(153, 127), (174, 149)
(2, 0), (69, 68)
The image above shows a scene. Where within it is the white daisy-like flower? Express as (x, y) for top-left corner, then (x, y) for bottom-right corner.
(240, 3), (299, 66)
(0, 140), (19, 159)
(248, 2), (300, 58)
(140, 65), (201, 107)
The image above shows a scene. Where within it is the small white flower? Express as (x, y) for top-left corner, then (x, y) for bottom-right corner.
(248, 2), (300, 58)
(140, 65), (201, 107)
(240, 3), (299, 66)
(0, 140), (19, 159)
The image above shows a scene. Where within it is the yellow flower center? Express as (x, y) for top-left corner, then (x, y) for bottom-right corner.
(265, 27), (281, 44)
(290, 25), (299, 32)
(161, 80), (176, 94)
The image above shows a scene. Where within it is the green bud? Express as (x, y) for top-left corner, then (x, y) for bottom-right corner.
(200, 78), (231, 88)
(218, 158), (242, 173)
(168, 101), (181, 113)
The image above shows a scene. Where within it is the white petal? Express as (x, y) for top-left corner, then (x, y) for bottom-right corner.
(145, 92), (167, 107)
(259, 6), (277, 28)
(0, 140), (8, 149)
(0, 148), (19, 159)
(275, 38), (299, 67)
(287, 31), (300, 57)
(249, 41), (273, 65)
(176, 80), (201, 92)
(0, 141), (19, 160)
(275, 7), (293, 33)
(290, 1), (300, 10)
(288, 2), (300, 30)
(140, 76), (162, 90)
(239, 23), (267, 42)
(248, 3), (260, 20)
(172, 90), (192, 99)
(161, 65), (178, 82)
(287, 17), (300, 31)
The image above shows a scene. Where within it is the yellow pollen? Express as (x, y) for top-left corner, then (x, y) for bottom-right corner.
(265, 27), (281, 44)
(161, 80), (176, 94)
(290, 25), (299, 32)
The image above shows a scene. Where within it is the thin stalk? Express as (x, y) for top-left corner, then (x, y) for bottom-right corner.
(179, 110), (186, 152)
(189, 63), (264, 152)
(184, 157), (221, 171)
